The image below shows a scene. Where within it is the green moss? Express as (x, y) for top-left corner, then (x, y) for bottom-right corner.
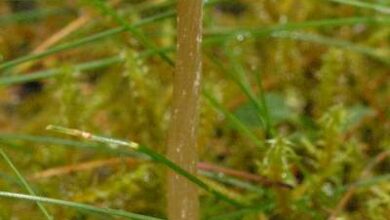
(0, 0), (389, 219)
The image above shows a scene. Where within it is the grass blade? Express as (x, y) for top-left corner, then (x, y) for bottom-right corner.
(0, 148), (53, 220)
(0, 47), (174, 86)
(46, 125), (247, 208)
(0, 191), (164, 220)
(0, 133), (146, 159)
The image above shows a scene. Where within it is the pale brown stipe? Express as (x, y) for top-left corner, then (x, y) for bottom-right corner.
(167, 1), (203, 219)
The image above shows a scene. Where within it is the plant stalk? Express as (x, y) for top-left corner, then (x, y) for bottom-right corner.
(167, 0), (203, 219)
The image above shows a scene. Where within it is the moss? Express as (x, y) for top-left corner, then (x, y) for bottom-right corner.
(0, 0), (389, 219)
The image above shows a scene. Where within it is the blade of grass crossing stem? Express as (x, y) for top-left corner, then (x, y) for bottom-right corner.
(0, 191), (164, 220)
(0, 133), (280, 193)
(2, 28), (385, 86)
(0, 34), (387, 87)
(90, 0), (174, 66)
(0, 148), (53, 220)
(327, 0), (390, 14)
(202, 90), (264, 148)
(2, 15), (388, 71)
(0, 133), (147, 159)
(46, 125), (246, 208)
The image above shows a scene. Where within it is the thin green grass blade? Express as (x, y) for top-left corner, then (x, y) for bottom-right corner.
(90, 0), (174, 66)
(0, 56), (119, 86)
(2, 15), (388, 71)
(46, 125), (247, 208)
(0, 47), (174, 86)
(202, 90), (264, 149)
(0, 11), (175, 71)
(0, 149), (53, 220)
(205, 17), (390, 43)
(0, 133), (273, 193)
(0, 133), (146, 159)
(328, 0), (390, 14)
(271, 31), (390, 64)
(0, 191), (164, 220)
(0, 27), (123, 71)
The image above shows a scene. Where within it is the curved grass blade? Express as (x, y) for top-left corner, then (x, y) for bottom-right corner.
(328, 0), (390, 14)
(46, 125), (247, 208)
(0, 148), (53, 220)
(0, 191), (164, 220)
